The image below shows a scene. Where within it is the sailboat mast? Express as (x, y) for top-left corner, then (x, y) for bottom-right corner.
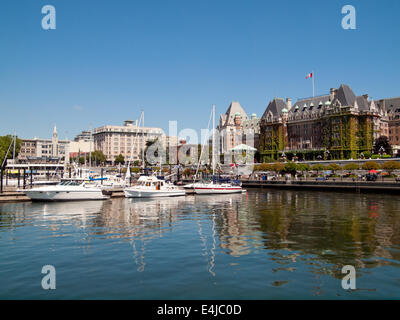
(12, 132), (16, 161)
(212, 104), (215, 176)
(141, 110), (145, 169)
(89, 124), (92, 168)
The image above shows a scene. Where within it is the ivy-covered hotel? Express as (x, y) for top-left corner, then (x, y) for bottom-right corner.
(259, 84), (389, 161)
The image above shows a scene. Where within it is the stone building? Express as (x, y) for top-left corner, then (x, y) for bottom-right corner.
(259, 84), (388, 161)
(216, 101), (260, 163)
(375, 97), (400, 154)
(18, 125), (70, 162)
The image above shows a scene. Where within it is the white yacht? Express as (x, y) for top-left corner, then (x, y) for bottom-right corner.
(124, 175), (185, 198)
(193, 181), (243, 194)
(23, 179), (110, 201)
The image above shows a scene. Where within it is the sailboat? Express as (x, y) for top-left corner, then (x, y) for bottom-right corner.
(193, 105), (243, 195)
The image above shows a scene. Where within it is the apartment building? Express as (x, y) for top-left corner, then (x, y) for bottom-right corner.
(93, 120), (167, 163)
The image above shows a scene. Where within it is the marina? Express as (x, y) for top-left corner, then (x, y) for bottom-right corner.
(1, 0), (400, 304)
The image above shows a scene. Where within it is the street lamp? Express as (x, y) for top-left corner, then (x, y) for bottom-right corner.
(325, 149), (330, 160)
(379, 146), (385, 157)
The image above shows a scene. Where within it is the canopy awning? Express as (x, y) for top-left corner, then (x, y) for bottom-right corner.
(230, 144), (257, 152)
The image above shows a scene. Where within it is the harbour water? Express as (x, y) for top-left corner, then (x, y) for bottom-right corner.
(0, 189), (400, 299)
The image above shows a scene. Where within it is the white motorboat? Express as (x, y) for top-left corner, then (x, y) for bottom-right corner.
(23, 179), (110, 201)
(124, 175), (185, 198)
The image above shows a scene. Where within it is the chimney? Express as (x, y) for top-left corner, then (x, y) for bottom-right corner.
(330, 88), (337, 101)
(363, 94), (369, 101)
(286, 98), (292, 110)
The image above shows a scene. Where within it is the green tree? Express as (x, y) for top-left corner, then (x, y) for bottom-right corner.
(258, 163), (273, 171)
(183, 168), (192, 177)
(373, 136), (392, 155)
(283, 162), (298, 175)
(326, 163), (342, 173)
(381, 161), (400, 175)
(0, 135), (21, 167)
(91, 150), (107, 165)
(362, 161), (380, 171)
(297, 163), (311, 172)
(311, 164), (325, 174)
(343, 163), (359, 171)
(271, 162), (284, 173)
(115, 154), (125, 164)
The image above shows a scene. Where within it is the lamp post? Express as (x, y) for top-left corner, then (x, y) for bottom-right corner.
(324, 149), (330, 160)
(379, 146), (385, 158)
(280, 151), (286, 162)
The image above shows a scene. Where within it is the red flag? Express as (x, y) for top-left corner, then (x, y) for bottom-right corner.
(306, 72), (313, 79)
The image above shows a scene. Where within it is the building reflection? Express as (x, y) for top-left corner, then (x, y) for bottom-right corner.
(1, 189), (400, 279)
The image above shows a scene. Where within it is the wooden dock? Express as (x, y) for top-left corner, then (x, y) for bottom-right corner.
(0, 192), (31, 203)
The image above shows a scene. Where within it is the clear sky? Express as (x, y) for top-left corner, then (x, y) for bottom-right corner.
(0, 0), (399, 140)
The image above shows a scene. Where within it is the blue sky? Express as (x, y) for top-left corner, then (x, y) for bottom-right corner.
(0, 0), (399, 140)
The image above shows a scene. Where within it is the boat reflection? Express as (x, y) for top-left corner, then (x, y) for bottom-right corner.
(2, 189), (400, 281)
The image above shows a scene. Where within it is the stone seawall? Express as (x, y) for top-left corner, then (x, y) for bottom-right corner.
(242, 180), (400, 194)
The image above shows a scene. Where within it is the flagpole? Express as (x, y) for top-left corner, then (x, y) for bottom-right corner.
(312, 70), (315, 98)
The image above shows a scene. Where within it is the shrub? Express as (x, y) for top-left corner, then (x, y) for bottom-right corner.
(326, 163), (342, 172)
(283, 162), (298, 175)
(381, 161), (400, 174)
(371, 154), (380, 159)
(297, 164), (311, 172)
(362, 161), (381, 170)
(259, 163), (273, 171)
(362, 151), (371, 159)
(343, 163), (359, 171)
(271, 162), (284, 172)
(311, 164), (325, 173)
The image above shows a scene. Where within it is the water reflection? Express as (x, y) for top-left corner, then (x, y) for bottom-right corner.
(1, 189), (400, 297)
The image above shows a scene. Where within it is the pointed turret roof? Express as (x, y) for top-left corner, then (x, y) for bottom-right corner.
(261, 98), (287, 119)
(220, 101), (248, 127)
(333, 84), (357, 106)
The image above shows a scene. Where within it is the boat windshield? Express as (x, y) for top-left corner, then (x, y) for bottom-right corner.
(137, 180), (164, 187)
(59, 181), (82, 186)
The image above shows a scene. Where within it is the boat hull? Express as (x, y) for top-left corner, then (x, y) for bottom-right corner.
(124, 189), (186, 198)
(193, 187), (243, 194)
(24, 190), (109, 201)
